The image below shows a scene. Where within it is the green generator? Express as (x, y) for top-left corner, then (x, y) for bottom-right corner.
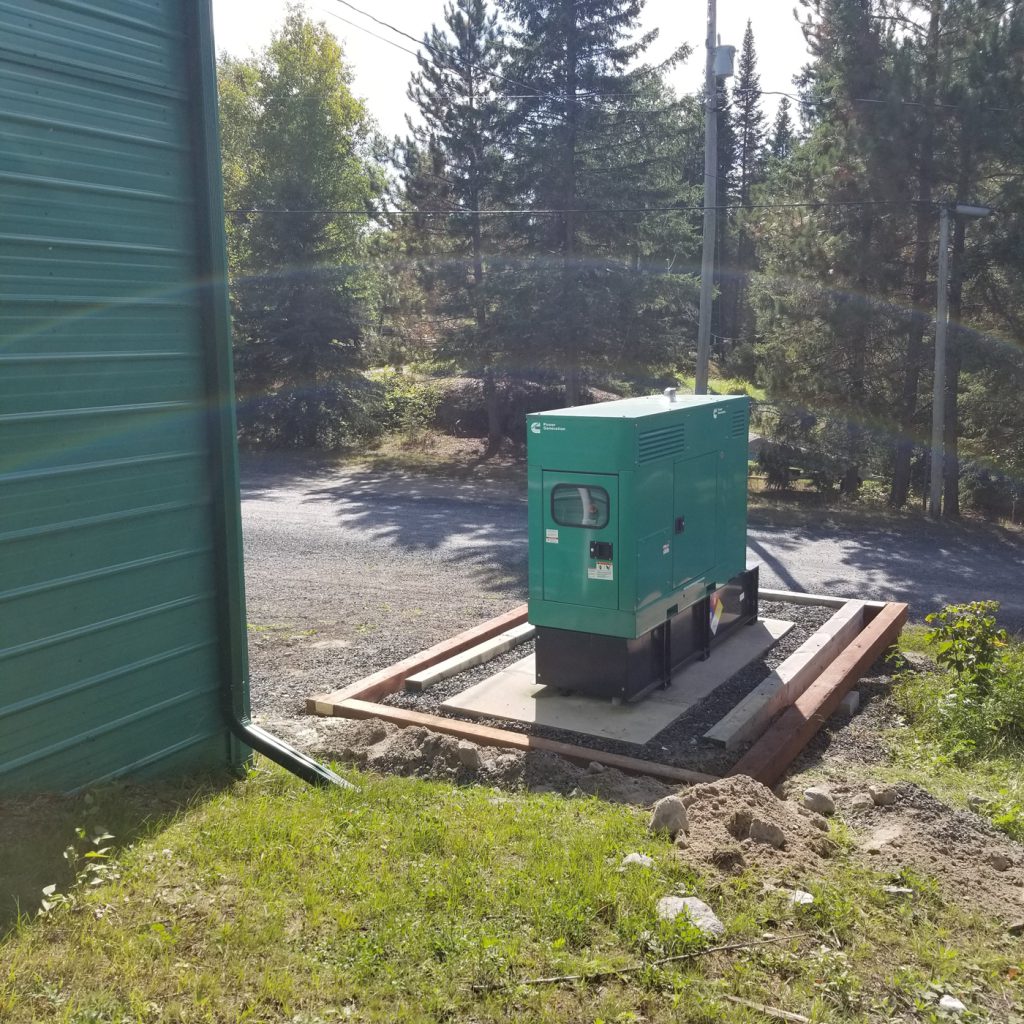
(527, 391), (758, 702)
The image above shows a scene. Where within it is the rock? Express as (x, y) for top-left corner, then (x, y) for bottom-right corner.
(1007, 920), (1024, 936)
(748, 817), (786, 850)
(586, 761), (606, 775)
(882, 885), (914, 896)
(985, 851), (1014, 872)
(456, 740), (483, 770)
(787, 889), (814, 905)
(620, 852), (654, 869)
(655, 896), (725, 937)
(850, 793), (875, 812)
(967, 794), (986, 811)
(869, 785), (898, 807)
(649, 796), (689, 838)
(710, 845), (746, 872)
(802, 786), (836, 817)
(837, 690), (860, 717)
(938, 994), (966, 1015)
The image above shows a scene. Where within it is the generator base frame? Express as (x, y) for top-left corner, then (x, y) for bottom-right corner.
(534, 567), (759, 703)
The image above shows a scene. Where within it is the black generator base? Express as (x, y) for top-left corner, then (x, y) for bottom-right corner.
(534, 567), (759, 703)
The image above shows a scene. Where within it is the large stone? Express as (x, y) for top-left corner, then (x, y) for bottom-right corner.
(985, 850), (1014, 872)
(850, 793), (875, 812)
(649, 796), (689, 838)
(938, 994), (966, 1015)
(655, 896), (725, 937)
(456, 740), (483, 770)
(620, 852), (654, 870)
(748, 817), (787, 849)
(802, 786), (836, 817)
(836, 691), (860, 717)
(869, 785), (897, 807)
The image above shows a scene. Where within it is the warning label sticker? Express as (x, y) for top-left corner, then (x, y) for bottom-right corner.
(662, 543), (671, 555)
(545, 528), (559, 544)
(587, 561), (614, 581)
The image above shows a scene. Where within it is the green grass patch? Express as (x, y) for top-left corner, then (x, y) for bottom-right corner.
(1, 765), (1020, 1022)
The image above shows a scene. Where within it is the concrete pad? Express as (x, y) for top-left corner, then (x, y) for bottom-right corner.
(441, 618), (794, 745)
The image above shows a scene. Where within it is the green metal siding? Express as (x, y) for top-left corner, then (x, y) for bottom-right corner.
(0, 0), (250, 792)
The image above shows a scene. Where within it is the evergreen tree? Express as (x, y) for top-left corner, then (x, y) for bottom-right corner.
(220, 7), (385, 448)
(495, 0), (699, 402)
(399, 0), (508, 450)
(768, 97), (795, 161)
(734, 21), (766, 207)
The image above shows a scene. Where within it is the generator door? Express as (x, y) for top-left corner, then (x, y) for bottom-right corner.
(542, 472), (619, 609)
(672, 452), (718, 587)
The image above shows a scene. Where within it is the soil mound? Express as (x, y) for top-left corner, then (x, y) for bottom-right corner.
(677, 775), (837, 878)
(258, 716), (674, 805)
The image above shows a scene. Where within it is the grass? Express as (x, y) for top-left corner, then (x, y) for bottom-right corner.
(2, 764), (1021, 1023)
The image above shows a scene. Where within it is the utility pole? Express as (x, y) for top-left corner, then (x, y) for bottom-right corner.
(928, 202), (993, 519)
(694, 0), (717, 395)
(928, 205), (951, 519)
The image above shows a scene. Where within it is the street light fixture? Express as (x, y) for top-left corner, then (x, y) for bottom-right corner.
(928, 202), (994, 519)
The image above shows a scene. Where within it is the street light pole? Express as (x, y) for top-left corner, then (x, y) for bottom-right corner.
(694, 0), (717, 395)
(928, 202), (993, 519)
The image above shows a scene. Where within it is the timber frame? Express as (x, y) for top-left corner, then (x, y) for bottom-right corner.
(308, 592), (908, 787)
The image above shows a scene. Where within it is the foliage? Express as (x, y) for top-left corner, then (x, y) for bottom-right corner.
(898, 602), (1023, 766)
(218, 7), (386, 449)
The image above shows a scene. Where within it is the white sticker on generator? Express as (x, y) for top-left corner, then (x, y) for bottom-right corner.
(662, 543), (671, 555)
(588, 561), (614, 581)
(545, 528), (559, 544)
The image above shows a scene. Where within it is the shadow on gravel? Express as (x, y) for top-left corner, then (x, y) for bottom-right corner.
(755, 512), (1024, 629)
(305, 475), (528, 598)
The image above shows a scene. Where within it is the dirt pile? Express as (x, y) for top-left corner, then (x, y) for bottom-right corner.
(823, 781), (1024, 922)
(675, 775), (837, 878)
(258, 716), (675, 805)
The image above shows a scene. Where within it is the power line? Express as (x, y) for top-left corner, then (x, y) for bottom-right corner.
(228, 199), (932, 217)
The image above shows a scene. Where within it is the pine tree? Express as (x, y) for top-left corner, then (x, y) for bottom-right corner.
(400, 0), (507, 451)
(768, 97), (795, 161)
(734, 21), (766, 207)
(495, 0), (699, 402)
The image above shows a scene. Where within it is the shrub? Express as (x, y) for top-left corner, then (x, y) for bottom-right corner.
(921, 601), (1023, 757)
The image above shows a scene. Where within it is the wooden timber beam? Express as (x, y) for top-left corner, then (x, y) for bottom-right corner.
(730, 602), (908, 788)
(337, 698), (718, 786)
(307, 604), (528, 713)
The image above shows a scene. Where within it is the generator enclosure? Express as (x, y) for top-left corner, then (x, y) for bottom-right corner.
(527, 393), (754, 700)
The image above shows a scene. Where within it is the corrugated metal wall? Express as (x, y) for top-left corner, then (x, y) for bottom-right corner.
(0, 0), (250, 792)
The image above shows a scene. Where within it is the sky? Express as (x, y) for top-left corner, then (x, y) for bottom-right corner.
(210, 0), (811, 138)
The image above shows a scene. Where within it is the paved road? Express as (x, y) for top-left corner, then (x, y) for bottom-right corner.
(241, 455), (1024, 632)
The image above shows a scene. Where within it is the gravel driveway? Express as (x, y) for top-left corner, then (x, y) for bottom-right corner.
(240, 452), (1024, 719)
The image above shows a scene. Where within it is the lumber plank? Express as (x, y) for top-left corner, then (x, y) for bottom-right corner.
(336, 698), (718, 785)
(759, 587), (886, 610)
(306, 604), (528, 712)
(405, 622), (536, 691)
(730, 602), (908, 787)
(705, 601), (865, 750)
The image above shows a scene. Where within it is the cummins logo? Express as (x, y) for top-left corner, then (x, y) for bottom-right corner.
(530, 421), (542, 434)
(713, 407), (726, 419)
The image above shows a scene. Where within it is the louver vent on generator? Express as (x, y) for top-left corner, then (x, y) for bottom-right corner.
(637, 422), (687, 463)
(732, 409), (748, 438)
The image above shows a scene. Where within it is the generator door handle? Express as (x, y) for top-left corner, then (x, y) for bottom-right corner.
(674, 516), (686, 534)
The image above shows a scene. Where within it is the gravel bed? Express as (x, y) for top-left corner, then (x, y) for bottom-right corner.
(380, 600), (836, 776)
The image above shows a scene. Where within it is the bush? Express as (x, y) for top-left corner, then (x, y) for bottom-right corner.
(920, 601), (1023, 757)
(237, 377), (385, 450)
(366, 367), (443, 446)
(960, 466), (1024, 523)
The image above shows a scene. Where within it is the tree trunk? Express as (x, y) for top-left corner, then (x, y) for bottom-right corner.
(889, 7), (940, 508)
